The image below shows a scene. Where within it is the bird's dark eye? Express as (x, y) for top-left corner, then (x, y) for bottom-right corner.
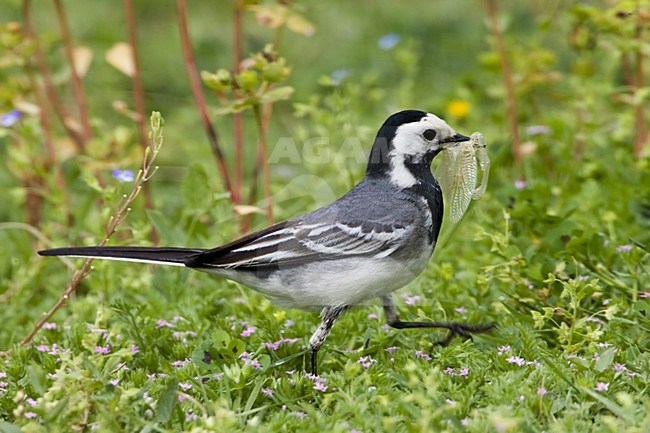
(422, 129), (437, 141)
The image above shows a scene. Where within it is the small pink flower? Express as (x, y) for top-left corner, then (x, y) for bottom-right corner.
(284, 320), (295, 327)
(179, 382), (192, 391)
(537, 387), (548, 396)
(261, 387), (274, 396)
(36, 345), (49, 352)
(239, 352), (263, 369)
(613, 363), (627, 372)
(109, 378), (120, 386)
(445, 399), (458, 406)
(497, 345), (511, 354)
(616, 245), (632, 253)
(515, 180), (527, 190)
(171, 358), (191, 368)
(313, 382), (328, 392)
(506, 356), (526, 366)
(0, 382), (7, 388)
(42, 322), (57, 330)
(415, 350), (431, 361)
(241, 326), (257, 337)
(263, 337), (299, 351)
(639, 292), (650, 299)
(454, 307), (467, 314)
(130, 344), (140, 354)
(385, 346), (398, 353)
(24, 412), (37, 419)
(367, 313), (378, 319)
(403, 295), (422, 305)
(26, 398), (38, 407)
(458, 368), (469, 377)
(95, 345), (111, 355)
(358, 356), (377, 369)
(156, 319), (175, 328)
(0, 372), (6, 378)
(595, 382), (609, 392)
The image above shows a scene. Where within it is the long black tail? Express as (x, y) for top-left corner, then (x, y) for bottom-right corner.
(38, 246), (206, 266)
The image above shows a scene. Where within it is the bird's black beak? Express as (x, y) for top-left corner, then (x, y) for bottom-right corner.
(440, 133), (470, 149)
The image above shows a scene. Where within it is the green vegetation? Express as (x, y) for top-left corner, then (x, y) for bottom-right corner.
(0, 1), (648, 432)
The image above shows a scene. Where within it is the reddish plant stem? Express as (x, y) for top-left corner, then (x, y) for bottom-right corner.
(22, 0), (85, 152)
(52, 0), (92, 143)
(633, 0), (647, 157)
(252, 104), (273, 224)
(124, 0), (158, 244)
(176, 0), (238, 203)
(26, 65), (74, 227)
(245, 103), (274, 231)
(232, 0), (245, 204)
(486, 0), (522, 166)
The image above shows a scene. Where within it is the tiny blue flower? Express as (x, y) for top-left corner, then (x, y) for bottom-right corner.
(378, 33), (401, 50)
(1, 110), (23, 127)
(330, 69), (350, 86)
(111, 169), (135, 182)
(526, 125), (551, 136)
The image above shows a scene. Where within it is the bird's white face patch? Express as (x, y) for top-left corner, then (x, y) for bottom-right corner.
(388, 113), (458, 188)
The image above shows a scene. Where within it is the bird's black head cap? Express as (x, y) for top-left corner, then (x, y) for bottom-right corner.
(366, 110), (428, 176)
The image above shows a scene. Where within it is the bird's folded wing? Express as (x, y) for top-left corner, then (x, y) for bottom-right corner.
(186, 220), (408, 269)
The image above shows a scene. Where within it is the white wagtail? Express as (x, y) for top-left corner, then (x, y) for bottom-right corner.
(40, 110), (494, 374)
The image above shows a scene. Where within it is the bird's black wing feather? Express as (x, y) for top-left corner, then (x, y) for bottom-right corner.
(38, 246), (205, 264)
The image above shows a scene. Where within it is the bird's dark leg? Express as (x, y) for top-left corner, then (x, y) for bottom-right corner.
(309, 305), (346, 375)
(381, 295), (495, 346)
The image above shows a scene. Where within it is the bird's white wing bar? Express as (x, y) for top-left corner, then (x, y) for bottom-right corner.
(191, 221), (408, 269)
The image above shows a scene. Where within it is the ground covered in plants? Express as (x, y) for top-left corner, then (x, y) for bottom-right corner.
(0, 1), (648, 432)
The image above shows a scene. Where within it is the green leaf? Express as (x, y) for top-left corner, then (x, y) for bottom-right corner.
(595, 347), (616, 372)
(191, 340), (218, 370)
(214, 98), (257, 115)
(146, 209), (183, 244)
(260, 86), (294, 104)
(182, 163), (210, 211)
(156, 378), (179, 423)
(0, 421), (24, 433)
(579, 387), (633, 423)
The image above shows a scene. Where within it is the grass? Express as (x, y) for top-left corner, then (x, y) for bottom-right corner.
(1, 1), (650, 432)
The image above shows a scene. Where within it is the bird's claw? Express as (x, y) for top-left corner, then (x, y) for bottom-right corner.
(435, 322), (496, 347)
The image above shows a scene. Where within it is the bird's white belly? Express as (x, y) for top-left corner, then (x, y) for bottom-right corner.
(202, 244), (433, 310)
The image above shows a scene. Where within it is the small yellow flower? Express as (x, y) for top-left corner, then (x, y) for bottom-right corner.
(446, 99), (471, 119)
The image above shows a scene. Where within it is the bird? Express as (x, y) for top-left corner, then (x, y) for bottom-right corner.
(39, 110), (494, 374)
